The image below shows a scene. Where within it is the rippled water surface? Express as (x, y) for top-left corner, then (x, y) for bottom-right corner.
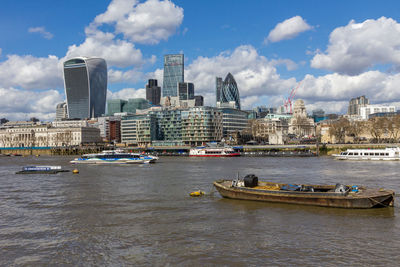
(1, 155), (399, 266)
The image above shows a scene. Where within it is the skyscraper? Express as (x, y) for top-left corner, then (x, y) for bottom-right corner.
(63, 57), (107, 119)
(216, 77), (223, 103)
(146, 79), (161, 105)
(221, 73), (241, 110)
(178, 82), (194, 100)
(163, 54), (184, 97)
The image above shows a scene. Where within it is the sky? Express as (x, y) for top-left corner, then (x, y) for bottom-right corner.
(1, 0), (400, 121)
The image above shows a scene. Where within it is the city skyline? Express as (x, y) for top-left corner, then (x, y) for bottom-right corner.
(1, 0), (400, 120)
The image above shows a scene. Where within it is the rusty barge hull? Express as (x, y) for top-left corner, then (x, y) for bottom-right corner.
(213, 180), (394, 209)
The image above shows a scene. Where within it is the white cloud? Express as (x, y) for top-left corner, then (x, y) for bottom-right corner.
(65, 30), (145, 68)
(107, 88), (145, 100)
(297, 71), (400, 113)
(185, 45), (296, 108)
(0, 54), (63, 90)
(270, 58), (298, 71)
(311, 17), (400, 75)
(266, 16), (312, 43)
(28, 26), (54, 39)
(108, 68), (145, 84)
(94, 0), (184, 44)
(0, 87), (63, 121)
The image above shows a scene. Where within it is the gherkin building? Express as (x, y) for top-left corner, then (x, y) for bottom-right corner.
(221, 73), (241, 110)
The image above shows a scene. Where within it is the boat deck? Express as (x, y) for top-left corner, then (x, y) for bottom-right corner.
(214, 180), (395, 208)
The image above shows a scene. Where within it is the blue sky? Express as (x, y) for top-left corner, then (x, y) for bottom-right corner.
(1, 0), (400, 120)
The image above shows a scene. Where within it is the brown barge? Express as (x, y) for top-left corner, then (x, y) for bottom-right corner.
(213, 176), (395, 209)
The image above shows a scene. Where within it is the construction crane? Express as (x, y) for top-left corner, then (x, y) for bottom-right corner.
(284, 82), (301, 114)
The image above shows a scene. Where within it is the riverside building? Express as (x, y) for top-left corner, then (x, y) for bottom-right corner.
(181, 107), (223, 146)
(0, 124), (101, 148)
(163, 54), (184, 97)
(120, 107), (223, 147)
(63, 57), (107, 119)
(218, 108), (249, 138)
(121, 114), (157, 146)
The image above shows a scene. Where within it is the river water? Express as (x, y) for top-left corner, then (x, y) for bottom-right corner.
(1, 155), (399, 266)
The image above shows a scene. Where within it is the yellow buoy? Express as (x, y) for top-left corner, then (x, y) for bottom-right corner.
(190, 191), (205, 197)
(72, 169), (79, 174)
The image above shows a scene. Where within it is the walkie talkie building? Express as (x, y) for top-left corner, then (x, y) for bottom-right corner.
(163, 54), (184, 97)
(63, 57), (107, 119)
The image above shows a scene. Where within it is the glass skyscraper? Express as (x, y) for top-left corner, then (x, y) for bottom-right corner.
(216, 77), (223, 103)
(178, 82), (194, 100)
(63, 57), (107, 119)
(163, 54), (184, 97)
(221, 73), (241, 110)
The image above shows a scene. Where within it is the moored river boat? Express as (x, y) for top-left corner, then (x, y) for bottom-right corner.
(332, 147), (400, 160)
(16, 166), (69, 174)
(213, 175), (394, 209)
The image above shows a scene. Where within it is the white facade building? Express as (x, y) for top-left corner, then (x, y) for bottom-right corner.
(0, 125), (101, 148)
(359, 105), (396, 120)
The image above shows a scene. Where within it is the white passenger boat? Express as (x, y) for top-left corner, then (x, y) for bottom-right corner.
(189, 146), (240, 157)
(70, 150), (158, 164)
(332, 147), (400, 161)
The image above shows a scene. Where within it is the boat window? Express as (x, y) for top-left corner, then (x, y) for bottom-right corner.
(386, 153), (389, 156)
(380, 153), (385, 156)
(374, 153), (379, 156)
(348, 153), (353, 155)
(354, 152), (358, 156)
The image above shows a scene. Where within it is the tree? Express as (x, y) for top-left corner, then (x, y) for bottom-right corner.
(347, 121), (366, 143)
(389, 115), (400, 142)
(369, 117), (387, 143)
(30, 117), (39, 123)
(0, 118), (9, 124)
(328, 118), (350, 143)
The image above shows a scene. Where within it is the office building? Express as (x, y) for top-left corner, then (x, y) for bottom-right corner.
(107, 99), (127, 116)
(360, 105), (396, 120)
(348, 95), (369, 115)
(55, 102), (68, 121)
(163, 54), (184, 97)
(121, 114), (157, 146)
(178, 82), (194, 100)
(216, 77), (223, 103)
(123, 98), (151, 113)
(221, 73), (241, 110)
(218, 108), (249, 138)
(63, 57), (107, 119)
(146, 79), (161, 105)
(194, 95), (204, 106)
